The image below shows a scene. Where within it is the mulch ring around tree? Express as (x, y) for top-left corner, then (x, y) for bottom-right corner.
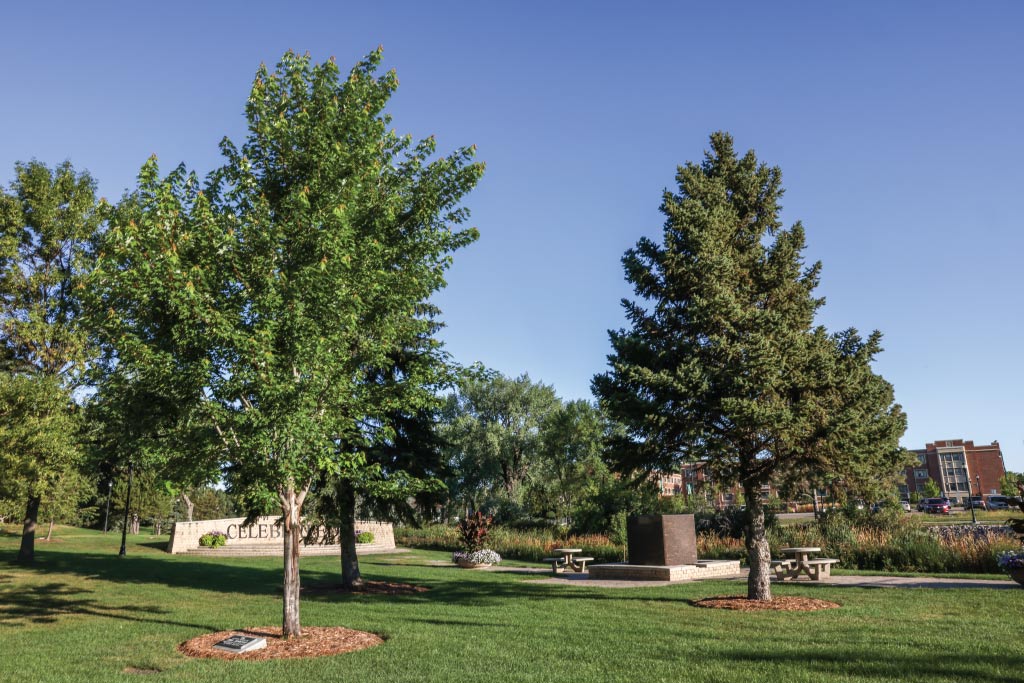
(692, 596), (841, 612)
(303, 580), (429, 596)
(178, 626), (384, 660)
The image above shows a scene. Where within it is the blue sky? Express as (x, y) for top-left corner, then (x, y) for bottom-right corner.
(2, 2), (1022, 470)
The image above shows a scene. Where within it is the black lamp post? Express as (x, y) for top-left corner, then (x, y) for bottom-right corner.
(967, 472), (982, 525)
(118, 462), (134, 557)
(103, 480), (113, 533)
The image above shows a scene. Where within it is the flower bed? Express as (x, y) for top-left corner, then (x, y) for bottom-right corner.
(452, 549), (502, 567)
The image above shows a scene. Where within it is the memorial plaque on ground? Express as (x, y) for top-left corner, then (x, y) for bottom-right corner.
(212, 635), (267, 653)
(627, 514), (697, 565)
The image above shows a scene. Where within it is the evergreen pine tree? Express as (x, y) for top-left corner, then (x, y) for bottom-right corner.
(593, 133), (907, 600)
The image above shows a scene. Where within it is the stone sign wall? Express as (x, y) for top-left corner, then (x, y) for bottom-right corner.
(167, 516), (395, 555)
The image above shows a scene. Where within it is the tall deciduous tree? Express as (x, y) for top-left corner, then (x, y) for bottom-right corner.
(92, 50), (481, 637)
(532, 399), (610, 526)
(0, 374), (81, 558)
(443, 370), (560, 513)
(85, 164), (222, 553)
(593, 133), (906, 601)
(0, 161), (104, 562)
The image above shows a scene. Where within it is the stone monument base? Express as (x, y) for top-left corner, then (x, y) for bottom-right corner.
(588, 560), (741, 582)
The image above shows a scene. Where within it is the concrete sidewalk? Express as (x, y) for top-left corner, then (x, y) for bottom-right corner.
(522, 568), (1017, 590)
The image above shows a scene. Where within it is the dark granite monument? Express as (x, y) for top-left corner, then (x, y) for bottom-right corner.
(627, 514), (697, 566)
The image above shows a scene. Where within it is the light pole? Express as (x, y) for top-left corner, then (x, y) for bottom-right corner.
(968, 473), (979, 525)
(103, 480), (113, 533)
(118, 462), (134, 557)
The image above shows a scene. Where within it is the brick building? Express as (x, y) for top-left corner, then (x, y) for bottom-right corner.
(900, 439), (1006, 504)
(657, 463), (777, 509)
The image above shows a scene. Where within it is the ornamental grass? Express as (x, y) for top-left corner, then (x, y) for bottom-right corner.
(398, 518), (1019, 573)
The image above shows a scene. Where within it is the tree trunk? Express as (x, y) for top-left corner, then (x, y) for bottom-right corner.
(280, 486), (304, 638)
(337, 479), (363, 589)
(45, 519), (54, 542)
(17, 495), (41, 563)
(743, 482), (772, 601)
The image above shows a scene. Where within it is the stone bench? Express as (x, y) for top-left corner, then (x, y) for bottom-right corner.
(573, 557), (594, 572)
(542, 556), (595, 573)
(803, 558), (839, 580)
(771, 559), (794, 579)
(542, 557), (567, 573)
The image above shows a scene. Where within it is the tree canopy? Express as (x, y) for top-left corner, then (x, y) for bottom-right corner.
(0, 160), (104, 562)
(91, 49), (482, 636)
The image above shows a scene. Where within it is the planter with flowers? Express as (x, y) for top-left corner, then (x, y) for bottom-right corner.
(1002, 482), (1024, 587)
(452, 511), (501, 569)
(997, 551), (1024, 586)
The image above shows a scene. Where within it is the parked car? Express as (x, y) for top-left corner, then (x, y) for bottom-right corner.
(986, 495), (1010, 510)
(900, 500), (912, 512)
(966, 496), (987, 510)
(919, 497), (951, 514)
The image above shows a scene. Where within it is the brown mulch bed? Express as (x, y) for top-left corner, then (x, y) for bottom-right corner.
(692, 596), (841, 612)
(178, 626), (384, 660)
(303, 580), (429, 596)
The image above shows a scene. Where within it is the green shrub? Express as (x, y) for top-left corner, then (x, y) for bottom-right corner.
(198, 531), (226, 548)
(695, 507), (777, 539)
(355, 531), (374, 544)
(691, 512), (1017, 574)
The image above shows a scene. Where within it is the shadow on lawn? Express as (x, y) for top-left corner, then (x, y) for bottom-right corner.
(0, 550), (290, 598)
(0, 581), (219, 631)
(0, 546), (727, 612)
(720, 646), (1024, 683)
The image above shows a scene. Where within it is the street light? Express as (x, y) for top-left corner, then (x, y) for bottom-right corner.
(968, 473), (977, 525)
(103, 480), (113, 533)
(118, 462), (134, 557)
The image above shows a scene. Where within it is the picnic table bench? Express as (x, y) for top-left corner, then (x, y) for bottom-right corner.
(773, 547), (839, 581)
(543, 548), (594, 573)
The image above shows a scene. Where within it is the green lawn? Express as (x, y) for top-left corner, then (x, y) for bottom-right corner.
(2, 526), (1023, 683)
(919, 510), (1015, 524)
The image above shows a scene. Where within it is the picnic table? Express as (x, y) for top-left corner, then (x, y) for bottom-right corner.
(772, 547), (839, 581)
(542, 548), (595, 574)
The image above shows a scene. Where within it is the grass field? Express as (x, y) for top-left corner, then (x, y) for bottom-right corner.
(919, 510), (1016, 524)
(2, 525), (1023, 683)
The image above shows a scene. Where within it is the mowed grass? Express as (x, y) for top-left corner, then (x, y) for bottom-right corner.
(2, 526), (1023, 683)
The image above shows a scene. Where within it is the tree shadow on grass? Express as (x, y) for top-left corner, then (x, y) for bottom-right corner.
(718, 646), (1024, 683)
(0, 581), (219, 631)
(0, 550), (291, 598)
